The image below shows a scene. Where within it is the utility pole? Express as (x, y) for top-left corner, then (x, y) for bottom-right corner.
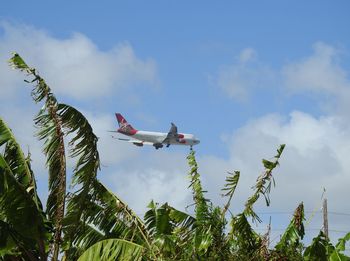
(323, 198), (329, 239)
(267, 216), (271, 247)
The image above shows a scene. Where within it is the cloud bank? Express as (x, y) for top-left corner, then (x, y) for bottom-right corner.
(0, 22), (158, 99)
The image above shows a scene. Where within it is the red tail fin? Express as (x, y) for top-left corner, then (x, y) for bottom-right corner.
(115, 113), (137, 135)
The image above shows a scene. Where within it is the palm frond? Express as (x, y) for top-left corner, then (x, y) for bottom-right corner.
(335, 232), (350, 252)
(187, 150), (219, 257)
(275, 202), (305, 252)
(56, 103), (101, 252)
(0, 117), (42, 209)
(9, 52), (67, 260)
(144, 201), (178, 256)
(187, 150), (209, 224)
(221, 171), (240, 217)
(144, 201), (173, 237)
(229, 213), (261, 259)
(0, 220), (22, 258)
(64, 180), (152, 259)
(194, 226), (213, 253)
(303, 231), (331, 260)
(62, 219), (105, 259)
(0, 154), (49, 259)
(329, 232), (350, 260)
(144, 201), (198, 258)
(168, 206), (196, 230)
(77, 239), (144, 261)
(57, 103), (100, 186)
(244, 144), (285, 222)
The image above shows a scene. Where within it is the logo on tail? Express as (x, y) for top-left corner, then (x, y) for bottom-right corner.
(115, 113), (137, 135)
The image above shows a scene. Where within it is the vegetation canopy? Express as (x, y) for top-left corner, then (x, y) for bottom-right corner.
(0, 53), (349, 260)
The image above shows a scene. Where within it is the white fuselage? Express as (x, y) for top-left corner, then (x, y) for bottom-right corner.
(131, 130), (200, 146)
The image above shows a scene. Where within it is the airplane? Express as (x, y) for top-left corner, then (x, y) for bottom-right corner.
(112, 113), (200, 149)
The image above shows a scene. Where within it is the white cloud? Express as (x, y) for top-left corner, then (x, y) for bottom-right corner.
(0, 22), (159, 100)
(239, 48), (256, 63)
(216, 48), (274, 101)
(282, 42), (350, 117)
(283, 42), (349, 94)
(101, 150), (191, 215)
(110, 168), (190, 215)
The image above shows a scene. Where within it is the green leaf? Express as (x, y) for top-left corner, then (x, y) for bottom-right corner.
(145, 202), (172, 236)
(304, 231), (331, 261)
(327, 232), (350, 261)
(187, 150), (209, 224)
(262, 159), (275, 169)
(244, 145), (286, 222)
(222, 171), (240, 195)
(275, 203), (305, 254)
(10, 53), (67, 260)
(277, 144), (286, 156)
(8, 52), (30, 71)
(0, 155), (48, 259)
(335, 232), (350, 252)
(64, 180), (151, 260)
(229, 213), (260, 257)
(0, 118), (42, 209)
(78, 239), (144, 261)
(222, 171), (240, 217)
(169, 207), (195, 230)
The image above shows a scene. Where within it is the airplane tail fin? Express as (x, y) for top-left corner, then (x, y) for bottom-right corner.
(115, 113), (137, 135)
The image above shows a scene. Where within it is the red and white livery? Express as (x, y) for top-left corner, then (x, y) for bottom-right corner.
(114, 113), (200, 149)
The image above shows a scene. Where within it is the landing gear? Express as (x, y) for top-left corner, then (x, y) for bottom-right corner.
(153, 143), (163, 150)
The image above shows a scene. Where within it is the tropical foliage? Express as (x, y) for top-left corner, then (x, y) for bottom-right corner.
(0, 53), (349, 260)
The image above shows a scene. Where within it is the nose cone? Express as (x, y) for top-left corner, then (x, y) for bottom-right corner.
(194, 139), (200, 145)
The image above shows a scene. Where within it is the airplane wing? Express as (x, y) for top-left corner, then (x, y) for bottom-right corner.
(162, 123), (178, 145)
(116, 138), (153, 146)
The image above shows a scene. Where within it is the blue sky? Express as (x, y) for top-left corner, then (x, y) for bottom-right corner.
(1, 1), (350, 245)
